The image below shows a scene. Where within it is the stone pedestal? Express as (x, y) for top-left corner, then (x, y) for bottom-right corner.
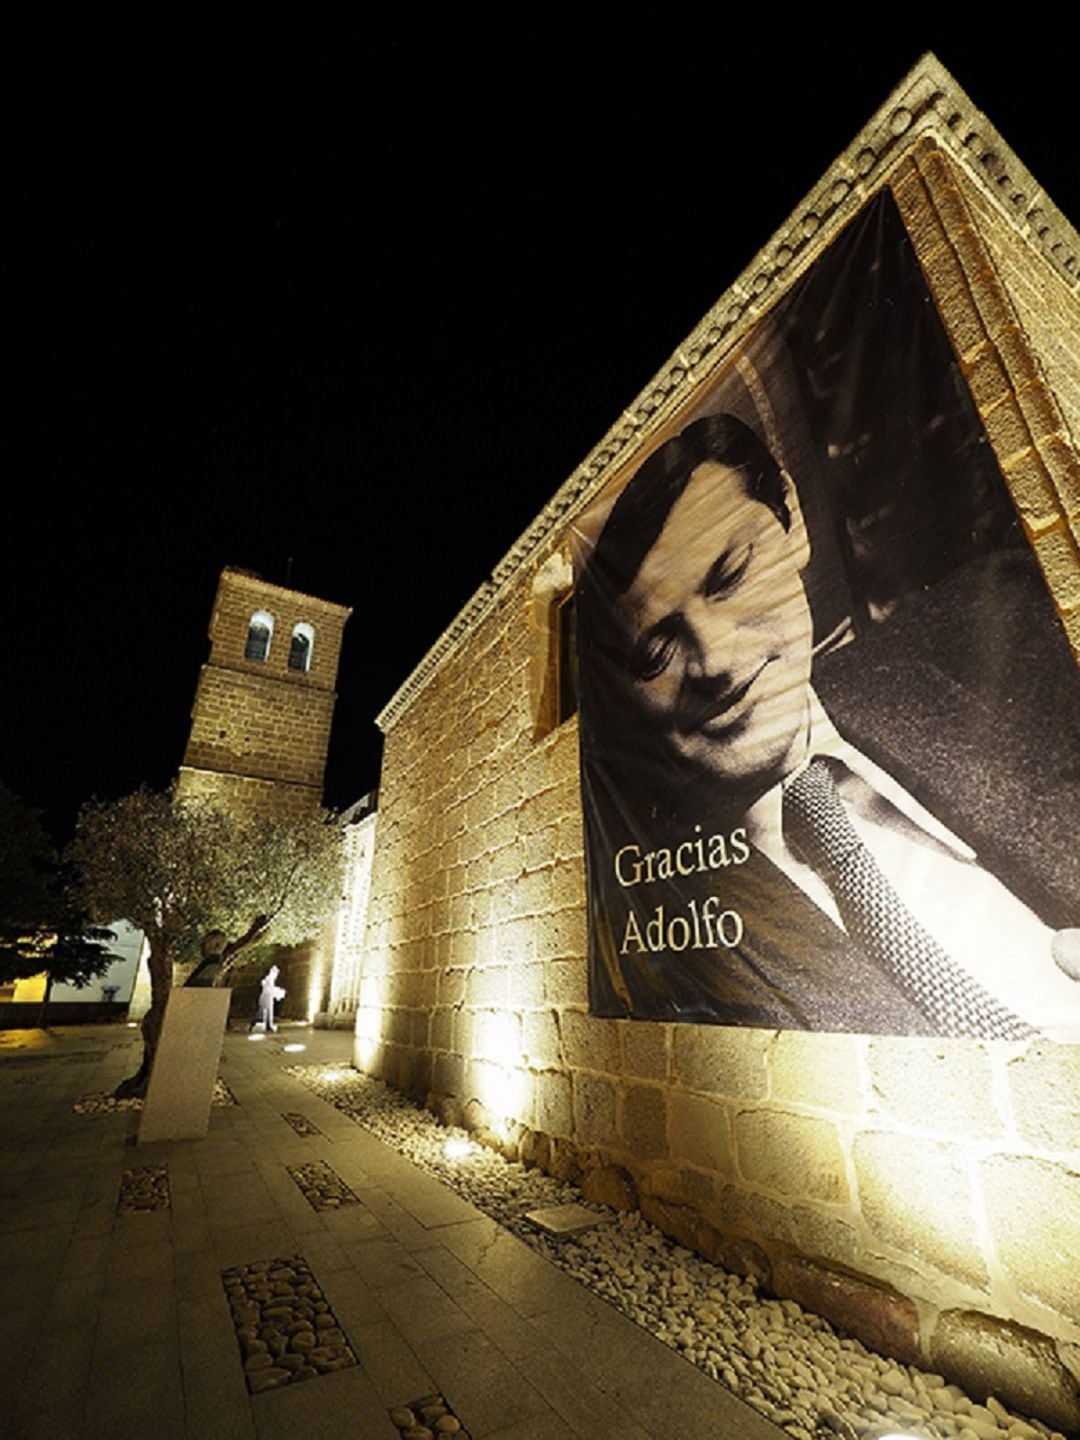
(138, 988), (232, 1143)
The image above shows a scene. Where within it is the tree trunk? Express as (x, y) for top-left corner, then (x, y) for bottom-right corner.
(114, 936), (171, 1099)
(210, 914), (270, 986)
(36, 972), (53, 1031)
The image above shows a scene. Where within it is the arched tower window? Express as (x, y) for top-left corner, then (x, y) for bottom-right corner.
(289, 622), (315, 672)
(245, 610), (274, 662)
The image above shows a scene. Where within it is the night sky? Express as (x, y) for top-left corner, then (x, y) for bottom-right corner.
(6, 20), (1078, 841)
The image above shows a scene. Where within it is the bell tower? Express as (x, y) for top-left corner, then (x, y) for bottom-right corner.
(175, 567), (351, 817)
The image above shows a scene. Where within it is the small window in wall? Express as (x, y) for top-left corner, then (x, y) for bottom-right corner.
(289, 622), (315, 672)
(529, 549), (577, 741)
(555, 590), (578, 724)
(245, 611), (274, 661)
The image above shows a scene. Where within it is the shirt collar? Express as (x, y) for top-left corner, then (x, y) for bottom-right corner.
(745, 688), (976, 861)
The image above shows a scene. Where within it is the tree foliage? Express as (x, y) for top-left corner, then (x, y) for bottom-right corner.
(0, 781), (116, 989)
(68, 786), (346, 1093)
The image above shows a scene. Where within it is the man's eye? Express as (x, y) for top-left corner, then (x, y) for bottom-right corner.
(703, 543), (752, 597)
(630, 629), (676, 682)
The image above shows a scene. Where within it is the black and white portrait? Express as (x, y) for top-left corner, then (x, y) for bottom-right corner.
(573, 192), (1080, 1041)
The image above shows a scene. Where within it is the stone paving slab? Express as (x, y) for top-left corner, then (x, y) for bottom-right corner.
(0, 1024), (786, 1440)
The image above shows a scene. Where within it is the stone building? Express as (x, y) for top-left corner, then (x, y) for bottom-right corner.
(176, 567), (351, 818)
(176, 567), (351, 1018)
(347, 57), (1080, 1429)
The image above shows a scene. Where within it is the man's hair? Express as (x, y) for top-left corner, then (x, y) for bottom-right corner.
(582, 413), (790, 604)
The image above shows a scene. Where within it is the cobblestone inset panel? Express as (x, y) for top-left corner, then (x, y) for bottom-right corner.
(389, 1393), (472, 1438)
(222, 1254), (357, 1393)
(117, 1163), (170, 1214)
(282, 1111), (323, 1138)
(74, 1077), (238, 1115)
(286, 1158), (359, 1211)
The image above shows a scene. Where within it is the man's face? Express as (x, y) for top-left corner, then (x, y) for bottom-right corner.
(614, 459), (814, 796)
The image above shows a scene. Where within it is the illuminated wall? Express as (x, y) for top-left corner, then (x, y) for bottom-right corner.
(353, 62), (1080, 1430)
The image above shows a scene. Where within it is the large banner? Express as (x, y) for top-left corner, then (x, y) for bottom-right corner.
(573, 191), (1080, 1041)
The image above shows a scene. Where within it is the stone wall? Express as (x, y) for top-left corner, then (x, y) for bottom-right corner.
(354, 138), (1080, 1428)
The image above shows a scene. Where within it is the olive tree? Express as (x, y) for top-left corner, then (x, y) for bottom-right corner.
(70, 787), (345, 1095)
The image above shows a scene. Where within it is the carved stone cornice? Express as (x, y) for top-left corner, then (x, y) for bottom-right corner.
(377, 53), (1078, 733)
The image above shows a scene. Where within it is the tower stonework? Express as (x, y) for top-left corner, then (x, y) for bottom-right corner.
(176, 568), (351, 818)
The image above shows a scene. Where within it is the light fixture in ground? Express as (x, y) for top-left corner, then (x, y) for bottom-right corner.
(322, 1068), (345, 1082)
(247, 1033), (265, 1042)
(282, 1043), (306, 1053)
(443, 1136), (474, 1161)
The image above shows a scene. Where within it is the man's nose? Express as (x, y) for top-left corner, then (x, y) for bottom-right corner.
(682, 601), (736, 687)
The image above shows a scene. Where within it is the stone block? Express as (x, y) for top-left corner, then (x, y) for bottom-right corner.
(467, 965), (509, 1008)
(668, 1091), (735, 1174)
(544, 960), (588, 1007)
(673, 1025), (769, 1099)
(1006, 1041), (1080, 1153)
(432, 1054), (466, 1094)
(867, 1037), (1000, 1139)
(735, 1109), (847, 1203)
(929, 1310), (1080, 1434)
(620, 1084), (668, 1161)
(981, 1154), (1080, 1318)
(768, 1030), (863, 1114)
(771, 1255), (920, 1365)
(853, 1131), (988, 1289)
(573, 1073), (615, 1145)
(535, 909), (587, 963)
(719, 1183), (793, 1246)
(534, 1071), (573, 1137)
(559, 1009), (620, 1074)
(519, 1128), (550, 1173)
(1032, 524), (1080, 612)
(550, 860), (585, 909)
(1001, 448), (1061, 529)
(139, 988), (231, 1143)
(639, 1194), (721, 1262)
(789, 1205), (859, 1269)
(678, 1166), (715, 1210)
(473, 1009), (521, 1066)
(580, 1161), (637, 1211)
(522, 1009), (561, 1067)
(623, 1021), (669, 1081)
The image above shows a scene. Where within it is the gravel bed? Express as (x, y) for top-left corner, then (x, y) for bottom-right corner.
(286, 1158), (359, 1212)
(118, 1163), (170, 1214)
(282, 1111), (323, 1137)
(222, 1254), (357, 1392)
(73, 1077), (237, 1114)
(389, 1392), (472, 1438)
(288, 1064), (1065, 1440)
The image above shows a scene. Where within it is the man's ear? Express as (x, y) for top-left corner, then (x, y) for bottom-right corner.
(781, 468), (812, 572)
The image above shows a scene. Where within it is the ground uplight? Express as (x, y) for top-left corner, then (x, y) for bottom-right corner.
(282, 1043), (306, 1053)
(442, 1136), (474, 1161)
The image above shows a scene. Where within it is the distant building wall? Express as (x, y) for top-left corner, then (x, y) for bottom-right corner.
(325, 804), (377, 1029)
(353, 93), (1080, 1433)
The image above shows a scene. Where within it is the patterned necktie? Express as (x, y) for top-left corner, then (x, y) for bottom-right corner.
(783, 759), (1035, 1040)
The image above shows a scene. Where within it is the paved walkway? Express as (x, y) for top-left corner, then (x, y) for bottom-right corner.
(0, 1022), (783, 1440)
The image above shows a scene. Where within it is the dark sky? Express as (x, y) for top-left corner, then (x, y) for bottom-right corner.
(6, 20), (1078, 840)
